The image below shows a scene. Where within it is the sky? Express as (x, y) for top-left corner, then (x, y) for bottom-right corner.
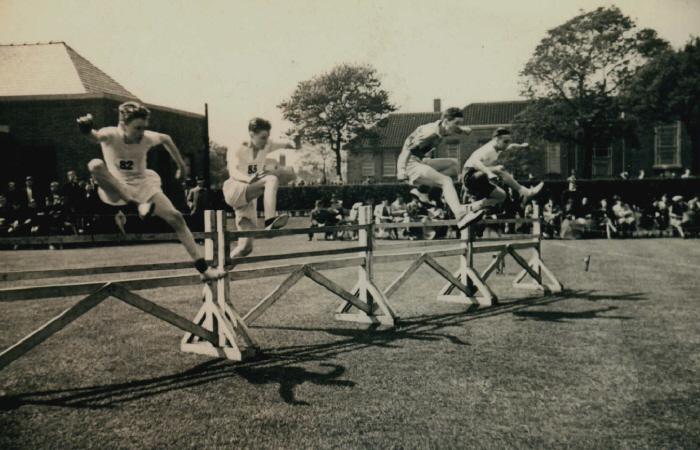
(1, 0), (698, 148)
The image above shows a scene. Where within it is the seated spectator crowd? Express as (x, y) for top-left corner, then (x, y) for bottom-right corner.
(0, 171), (211, 248)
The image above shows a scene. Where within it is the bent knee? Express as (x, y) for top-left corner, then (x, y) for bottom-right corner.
(264, 175), (280, 187)
(87, 159), (106, 173)
(492, 188), (507, 201)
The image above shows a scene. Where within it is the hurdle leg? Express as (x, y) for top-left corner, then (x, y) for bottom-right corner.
(335, 206), (396, 326)
(181, 210), (258, 361)
(512, 253), (563, 293)
(437, 226), (497, 307)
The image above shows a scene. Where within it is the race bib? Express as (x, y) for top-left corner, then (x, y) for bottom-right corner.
(118, 160), (135, 170)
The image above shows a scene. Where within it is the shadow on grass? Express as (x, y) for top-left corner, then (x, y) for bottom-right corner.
(0, 288), (645, 410)
(512, 305), (631, 322)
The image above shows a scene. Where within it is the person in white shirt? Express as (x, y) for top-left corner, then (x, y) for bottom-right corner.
(223, 118), (300, 258)
(462, 127), (544, 213)
(76, 102), (224, 281)
(396, 107), (484, 229)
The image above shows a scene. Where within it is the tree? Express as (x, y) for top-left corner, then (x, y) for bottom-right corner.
(623, 37), (700, 174)
(208, 141), (228, 188)
(517, 6), (669, 178)
(278, 64), (396, 180)
(290, 144), (335, 184)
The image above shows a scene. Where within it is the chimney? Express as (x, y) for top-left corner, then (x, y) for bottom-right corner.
(433, 98), (441, 113)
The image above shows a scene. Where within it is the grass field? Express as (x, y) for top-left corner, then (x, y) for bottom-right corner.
(1, 226), (699, 449)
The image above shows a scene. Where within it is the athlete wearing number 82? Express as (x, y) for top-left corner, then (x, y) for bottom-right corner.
(76, 101), (225, 282)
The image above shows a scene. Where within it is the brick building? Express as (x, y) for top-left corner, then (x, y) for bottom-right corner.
(0, 42), (208, 206)
(346, 98), (694, 183)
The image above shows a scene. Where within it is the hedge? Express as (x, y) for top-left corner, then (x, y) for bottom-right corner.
(207, 177), (700, 212)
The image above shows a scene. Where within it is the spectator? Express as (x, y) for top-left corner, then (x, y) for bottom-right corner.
(638, 169), (645, 180)
(593, 198), (616, 238)
(669, 195), (688, 238)
(0, 194), (12, 236)
(612, 196), (636, 236)
(374, 199), (396, 239)
(20, 176), (39, 208)
(681, 168), (692, 179)
(187, 177), (210, 227)
(391, 194), (407, 217)
(542, 198), (561, 238)
(5, 181), (21, 209)
(562, 169), (577, 206)
(62, 170), (84, 214)
(653, 194), (670, 231)
(308, 200), (340, 241)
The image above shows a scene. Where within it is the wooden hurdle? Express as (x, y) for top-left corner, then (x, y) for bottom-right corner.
(0, 212), (256, 372)
(369, 204), (563, 309)
(0, 205), (563, 371)
(236, 206), (397, 327)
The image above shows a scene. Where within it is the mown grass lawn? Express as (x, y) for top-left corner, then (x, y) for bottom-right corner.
(1, 231), (699, 449)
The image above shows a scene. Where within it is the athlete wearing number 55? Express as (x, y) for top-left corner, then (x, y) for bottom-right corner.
(223, 117), (300, 259)
(76, 101), (225, 281)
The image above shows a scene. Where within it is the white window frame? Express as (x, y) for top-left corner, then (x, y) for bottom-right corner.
(545, 142), (561, 174)
(592, 141), (613, 177)
(382, 153), (396, 177)
(361, 156), (375, 177)
(654, 121), (682, 167)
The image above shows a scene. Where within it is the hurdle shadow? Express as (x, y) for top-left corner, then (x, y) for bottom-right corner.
(0, 359), (354, 410)
(0, 288), (644, 410)
(512, 305), (631, 323)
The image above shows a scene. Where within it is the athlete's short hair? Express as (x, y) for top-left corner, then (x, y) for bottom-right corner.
(119, 102), (151, 124)
(248, 117), (272, 134)
(441, 107), (464, 121)
(492, 127), (511, 138)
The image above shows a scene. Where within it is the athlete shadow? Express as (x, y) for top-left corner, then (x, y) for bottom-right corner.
(0, 360), (353, 410)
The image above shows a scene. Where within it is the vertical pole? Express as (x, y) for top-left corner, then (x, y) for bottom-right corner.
(215, 210), (230, 309)
(533, 203), (542, 284)
(204, 210), (215, 263)
(357, 206), (372, 306)
(461, 225), (474, 292)
(203, 103), (211, 190)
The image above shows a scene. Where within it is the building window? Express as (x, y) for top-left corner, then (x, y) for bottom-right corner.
(545, 142), (561, 174)
(382, 153), (396, 177)
(361, 156), (375, 177)
(592, 141), (613, 177)
(655, 121), (681, 166)
(434, 141), (459, 159)
(0, 125), (9, 133)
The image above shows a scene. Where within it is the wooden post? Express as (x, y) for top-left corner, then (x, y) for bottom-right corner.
(181, 210), (257, 361)
(335, 205), (395, 326)
(204, 210), (215, 264)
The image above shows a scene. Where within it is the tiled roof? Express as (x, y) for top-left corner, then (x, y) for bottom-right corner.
(0, 42), (138, 99)
(461, 100), (530, 125)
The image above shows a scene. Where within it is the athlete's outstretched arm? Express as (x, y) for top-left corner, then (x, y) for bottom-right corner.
(506, 142), (529, 151)
(76, 114), (109, 144)
(159, 134), (189, 179)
